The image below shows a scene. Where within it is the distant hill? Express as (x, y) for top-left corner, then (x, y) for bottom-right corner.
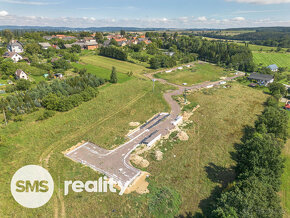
(0, 26), (176, 32)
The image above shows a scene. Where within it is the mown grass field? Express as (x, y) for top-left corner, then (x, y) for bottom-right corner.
(154, 62), (231, 85)
(253, 52), (290, 69)
(80, 55), (149, 74)
(71, 62), (131, 83)
(0, 78), (172, 217)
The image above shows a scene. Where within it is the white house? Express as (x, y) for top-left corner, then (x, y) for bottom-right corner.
(248, 73), (274, 86)
(3, 52), (23, 63)
(7, 40), (24, 53)
(15, 69), (28, 80)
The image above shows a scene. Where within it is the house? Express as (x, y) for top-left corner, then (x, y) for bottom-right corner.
(248, 73), (274, 86)
(54, 73), (63, 79)
(72, 41), (85, 49)
(117, 41), (127, 47)
(84, 41), (98, 50)
(64, 44), (72, 49)
(267, 64), (279, 72)
(15, 69), (28, 80)
(7, 40), (24, 53)
(52, 44), (60, 50)
(39, 42), (51, 49)
(3, 52), (23, 63)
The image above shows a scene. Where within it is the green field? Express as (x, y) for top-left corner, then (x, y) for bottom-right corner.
(80, 55), (149, 74)
(145, 83), (267, 215)
(0, 78), (172, 217)
(253, 52), (290, 69)
(154, 62), (231, 85)
(71, 62), (131, 83)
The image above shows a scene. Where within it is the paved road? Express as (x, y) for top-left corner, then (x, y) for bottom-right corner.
(66, 65), (244, 190)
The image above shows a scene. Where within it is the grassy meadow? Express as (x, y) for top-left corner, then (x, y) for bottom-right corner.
(154, 62), (231, 85)
(0, 77), (172, 217)
(80, 54), (149, 74)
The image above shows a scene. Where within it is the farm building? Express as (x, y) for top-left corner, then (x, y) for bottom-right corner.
(248, 73), (274, 86)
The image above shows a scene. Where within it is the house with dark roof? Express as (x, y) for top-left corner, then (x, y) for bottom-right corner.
(248, 73), (274, 86)
(7, 40), (24, 53)
(267, 64), (279, 72)
(15, 69), (28, 80)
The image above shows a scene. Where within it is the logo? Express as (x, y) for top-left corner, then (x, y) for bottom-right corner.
(11, 165), (54, 208)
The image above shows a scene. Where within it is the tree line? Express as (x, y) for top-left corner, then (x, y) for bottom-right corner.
(0, 73), (104, 121)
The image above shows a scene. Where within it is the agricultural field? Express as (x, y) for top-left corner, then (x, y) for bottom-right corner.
(154, 62), (231, 86)
(253, 52), (290, 69)
(80, 54), (149, 74)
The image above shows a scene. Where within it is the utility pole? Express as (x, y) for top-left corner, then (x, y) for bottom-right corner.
(3, 109), (7, 126)
(152, 79), (156, 93)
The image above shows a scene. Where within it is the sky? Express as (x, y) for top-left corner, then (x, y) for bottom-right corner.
(0, 0), (290, 28)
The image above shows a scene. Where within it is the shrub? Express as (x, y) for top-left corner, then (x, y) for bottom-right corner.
(37, 110), (56, 121)
(13, 116), (24, 122)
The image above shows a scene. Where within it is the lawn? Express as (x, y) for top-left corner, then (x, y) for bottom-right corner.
(80, 55), (149, 74)
(253, 52), (290, 69)
(71, 62), (131, 83)
(154, 62), (231, 86)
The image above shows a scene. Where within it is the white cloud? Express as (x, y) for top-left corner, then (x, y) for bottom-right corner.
(0, 14), (289, 29)
(197, 16), (207, 21)
(232, 16), (246, 21)
(228, 0), (290, 4)
(0, 0), (61, 5)
(0, 10), (8, 16)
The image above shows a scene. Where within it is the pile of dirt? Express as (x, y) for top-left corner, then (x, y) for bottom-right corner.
(129, 122), (140, 127)
(177, 131), (189, 141)
(155, 150), (163, 161)
(124, 172), (150, 194)
(130, 154), (149, 168)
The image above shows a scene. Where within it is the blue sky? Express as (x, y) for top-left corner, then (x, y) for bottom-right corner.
(0, 0), (290, 28)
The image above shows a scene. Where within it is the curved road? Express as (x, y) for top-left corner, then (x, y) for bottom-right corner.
(66, 65), (244, 192)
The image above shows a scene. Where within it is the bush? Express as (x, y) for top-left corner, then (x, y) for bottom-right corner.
(37, 110), (56, 121)
(13, 116), (23, 122)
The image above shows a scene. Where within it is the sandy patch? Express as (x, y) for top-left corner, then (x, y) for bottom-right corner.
(178, 131), (189, 141)
(124, 171), (150, 194)
(130, 154), (149, 168)
(155, 150), (163, 161)
(129, 122), (140, 127)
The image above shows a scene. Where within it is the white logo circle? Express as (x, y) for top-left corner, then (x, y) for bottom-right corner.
(11, 165), (54, 208)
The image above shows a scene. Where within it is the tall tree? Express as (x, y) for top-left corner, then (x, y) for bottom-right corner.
(3, 29), (14, 43)
(110, 66), (118, 83)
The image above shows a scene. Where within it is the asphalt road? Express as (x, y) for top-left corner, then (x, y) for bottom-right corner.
(66, 65), (244, 190)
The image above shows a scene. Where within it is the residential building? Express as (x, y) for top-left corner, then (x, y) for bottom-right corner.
(39, 42), (51, 49)
(267, 64), (279, 72)
(7, 40), (24, 53)
(15, 69), (28, 80)
(3, 52), (23, 63)
(248, 73), (274, 86)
